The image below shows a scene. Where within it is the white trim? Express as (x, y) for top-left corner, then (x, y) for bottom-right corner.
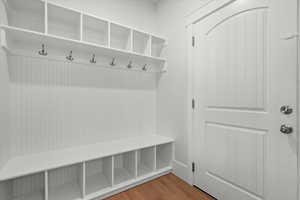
(296, 0), (300, 200)
(79, 12), (83, 41)
(85, 168), (172, 200)
(44, 0), (48, 34)
(186, 23), (194, 186)
(185, 0), (236, 27)
(82, 162), (86, 198)
(172, 160), (189, 183)
(0, 29), (6, 48)
(44, 171), (48, 200)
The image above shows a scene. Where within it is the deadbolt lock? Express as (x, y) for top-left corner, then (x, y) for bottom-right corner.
(280, 105), (293, 115)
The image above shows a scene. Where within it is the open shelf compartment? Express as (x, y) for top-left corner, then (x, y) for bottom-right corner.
(0, 173), (44, 200)
(151, 36), (165, 58)
(156, 143), (173, 170)
(85, 157), (112, 195)
(5, 0), (45, 33)
(113, 151), (136, 185)
(48, 4), (81, 40)
(48, 164), (83, 200)
(137, 147), (155, 177)
(82, 15), (108, 46)
(110, 23), (131, 51)
(133, 31), (150, 55)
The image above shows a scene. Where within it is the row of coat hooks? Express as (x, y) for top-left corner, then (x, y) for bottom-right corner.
(38, 44), (149, 71)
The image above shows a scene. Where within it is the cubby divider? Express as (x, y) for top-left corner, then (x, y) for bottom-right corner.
(85, 157), (113, 195)
(0, 173), (45, 200)
(48, 164), (83, 200)
(156, 143), (173, 170)
(113, 151), (136, 185)
(137, 147), (155, 177)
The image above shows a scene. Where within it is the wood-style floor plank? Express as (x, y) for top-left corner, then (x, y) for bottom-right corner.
(103, 173), (215, 200)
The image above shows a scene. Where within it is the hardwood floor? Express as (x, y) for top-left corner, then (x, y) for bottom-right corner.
(103, 173), (215, 200)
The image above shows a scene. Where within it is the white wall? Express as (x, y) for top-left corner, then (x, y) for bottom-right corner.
(8, 0), (160, 157)
(156, 0), (209, 181)
(0, 1), (10, 168)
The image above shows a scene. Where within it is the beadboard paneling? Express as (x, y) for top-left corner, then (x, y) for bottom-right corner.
(9, 55), (157, 157)
(0, 0), (10, 170)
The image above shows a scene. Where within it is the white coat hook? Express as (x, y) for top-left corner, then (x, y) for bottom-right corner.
(142, 64), (147, 71)
(66, 51), (74, 61)
(127, 60), (133, 69)
(110, 57), (116, 66)
(38, 44), (48, 56)
(90, 54), (96, 64)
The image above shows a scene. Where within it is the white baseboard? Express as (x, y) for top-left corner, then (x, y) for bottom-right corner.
(86, 168), (172, 200)
(172, 160), (190, 183)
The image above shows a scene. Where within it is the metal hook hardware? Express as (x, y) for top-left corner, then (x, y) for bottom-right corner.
(90, 54), (96, 64)
(142, 64), (147, 71)
(110, 57), (116, 66)
(66, 51), (74, 61)
(38, 44), (48, 56)
(127, 61), (133, 69)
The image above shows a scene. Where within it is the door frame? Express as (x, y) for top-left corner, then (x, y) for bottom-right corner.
(185, 0), (300, 198)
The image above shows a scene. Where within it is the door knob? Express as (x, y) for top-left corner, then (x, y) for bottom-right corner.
(280, 124), (293, 134)
(280, 105), (293, 115)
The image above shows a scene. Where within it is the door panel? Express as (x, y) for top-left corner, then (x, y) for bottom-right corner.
(192, 0), (298, 199)
(206, 9), (266, 110)
(205, 122), (265, 196)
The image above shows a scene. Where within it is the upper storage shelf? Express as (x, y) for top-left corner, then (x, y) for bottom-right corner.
(1, 0), (167, 73)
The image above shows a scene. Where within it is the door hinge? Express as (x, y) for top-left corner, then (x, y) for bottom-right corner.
(192, 36), (195, 47)
(192, 98), (195, 110)
(192, 162), (195, 173)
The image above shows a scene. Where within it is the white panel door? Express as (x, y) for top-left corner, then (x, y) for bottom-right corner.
(192, 0), (298, 200)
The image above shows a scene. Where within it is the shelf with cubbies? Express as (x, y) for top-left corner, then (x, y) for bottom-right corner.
(0, 135), (173, 200)
(0, 0), (167, 73)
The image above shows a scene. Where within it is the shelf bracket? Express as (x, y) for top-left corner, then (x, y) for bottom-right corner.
(0, 29), (7, 48)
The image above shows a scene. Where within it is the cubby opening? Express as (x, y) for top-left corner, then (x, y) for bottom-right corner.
(113, 151), (136, 185)
(85, 157), (112, 195)
(151, 37), (165, 58)
(137, 147), (155, 177)
(156, 143), (173, 170)
(133, 31), (150, 55)
(110, 23), (131, 51)
(0, 173), (44, 200)
(6, 0), (45, 33)
(48, 164), (83, 200)
(82, 15), (108, 46)
(48, 4), (81, 40)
